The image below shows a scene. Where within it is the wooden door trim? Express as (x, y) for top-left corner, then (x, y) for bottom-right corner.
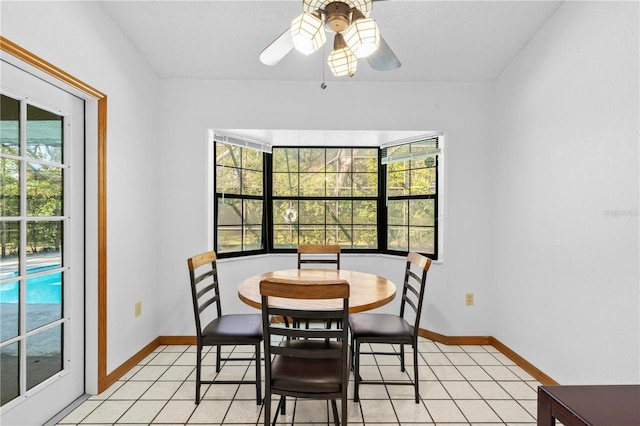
(1, 36), (110, 392)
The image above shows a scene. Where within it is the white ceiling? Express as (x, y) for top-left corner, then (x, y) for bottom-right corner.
(101, 0), (564, 83)
(100, 0), (563, 146)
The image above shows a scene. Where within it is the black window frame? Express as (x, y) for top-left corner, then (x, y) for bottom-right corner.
(213, 138), (440, 260)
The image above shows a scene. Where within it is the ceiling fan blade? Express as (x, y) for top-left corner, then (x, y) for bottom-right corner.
(367, 36), (401, 71)
(259, 27), (294, 66)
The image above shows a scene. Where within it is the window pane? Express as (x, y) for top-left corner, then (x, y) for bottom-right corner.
(272, 148), (298, 172)
(26, 163), (63, 216)
(26, 325), (62, 391)
(243, 199), (263, 224)
(217, 198), (242, 225)
(326, 148), (352, 173)
(273, 225), (298, 248)
(26, 221), (62, 273)
(273, 172), (299, 197)
(387, 226), (408, 251)
(0, 159), (20, 216)
(410, 167), (436, 195)
(387, 200), (408, 226)
(217, 228), (242, 253)
(27, 104), (63, 163)
(1, 95), (20, 156)
(353, 173), (377, 196)
(0, 342), (19, 405)
(353, 148), (378, 172)
(216, 165), (241, 194)
(327, 200), (352, 225)
(243, 226), (263, 250)
(388, 170), (409, 196)
(299, 200), (325, 224)
(242, 148), (263, 171)
(242, 170), (263, 196)
(409, 227), (435, 254)
(26, 272), (62, 332)
(353, 200), (377, 224)
(216, 143), (240, 167)
(273, 200), (299, 225)
(299, 173), (325, 196)
(326, 173), (352, 197)
(353, 225), (377, 248)
(299, 225), (325, 245)
(410, 199), (435, 226)
(299, 148), (325, 173)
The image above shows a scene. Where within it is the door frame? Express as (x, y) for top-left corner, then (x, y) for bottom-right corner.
(0, 36), (111, 394)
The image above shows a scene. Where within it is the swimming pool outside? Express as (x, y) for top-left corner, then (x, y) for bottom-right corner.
(0, 267), (62, 304)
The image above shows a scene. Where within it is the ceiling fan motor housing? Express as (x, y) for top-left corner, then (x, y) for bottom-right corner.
(325, 2), (351, 33)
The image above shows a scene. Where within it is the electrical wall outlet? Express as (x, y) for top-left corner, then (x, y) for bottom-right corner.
(135, 301), (142, 317)
(465, 293), (474, 306)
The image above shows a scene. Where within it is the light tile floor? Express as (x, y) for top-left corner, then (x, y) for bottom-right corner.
(56, 337), (541, 425)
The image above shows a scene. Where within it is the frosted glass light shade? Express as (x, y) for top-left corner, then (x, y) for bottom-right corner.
(328, 34), (358, 77)
(344, 16), (380, 58)
(290, 12), (326, 55)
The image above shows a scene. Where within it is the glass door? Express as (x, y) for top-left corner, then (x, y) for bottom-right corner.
(0, 60), (85, 425)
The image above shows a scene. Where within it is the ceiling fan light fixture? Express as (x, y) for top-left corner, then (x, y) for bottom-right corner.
(290, 12), (326, 55)
(344, 9), (380, 58)
(328, 33), (358, 77)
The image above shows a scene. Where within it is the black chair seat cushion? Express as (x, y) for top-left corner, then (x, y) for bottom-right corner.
(271, 340), (345, 394)
(201, 314), (262, 344)
(349, 313), (413, 343)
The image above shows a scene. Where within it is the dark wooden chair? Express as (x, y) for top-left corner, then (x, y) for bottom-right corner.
(349, 252), (432, 403)
(187, 250), (262, 405)
(297, 244), (341, 269)
(260, 277), (350, 426)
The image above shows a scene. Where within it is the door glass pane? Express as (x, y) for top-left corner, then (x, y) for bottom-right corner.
(0, 280), (19, 342)
(26, 272), (62, 332)
(26, 163), (63, 216)
(26, 221), (63, 273)
(0, 94), (20, 155)
(1, 158), (20, 217)
(0, 342), (19, 405)
(0, 221), (20, 274)
(26, 104), (63, 163)
(26, 325), (63, 391)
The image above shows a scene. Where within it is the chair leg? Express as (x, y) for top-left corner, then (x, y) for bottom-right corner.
(280, 396), (286, 414)
(400, 343), (405, 372)
(413, 344), (419, 403)
(353, 341), (360, 402)
(263, 390), (271, 426)
(216, 345), (222, 373)
(195, 343), (202, 404)
(255, 343), (262, 405)
(330, 400), (339, 426)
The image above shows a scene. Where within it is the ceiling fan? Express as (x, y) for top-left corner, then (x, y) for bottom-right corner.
(259, 0), (401, 77)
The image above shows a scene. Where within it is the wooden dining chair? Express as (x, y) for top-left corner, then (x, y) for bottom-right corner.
(349, 252), (432, 403)
(187, 250), (262, 405)
(260, 277), (350, 426)
(297, 244), (341, 269)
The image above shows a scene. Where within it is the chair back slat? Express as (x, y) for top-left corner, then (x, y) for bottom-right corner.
(399, 252), (432, 334)
(297, 244), (341, 269)
(187, 251), (223, 335)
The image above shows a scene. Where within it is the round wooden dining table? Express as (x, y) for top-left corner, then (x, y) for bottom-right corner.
(238, 269), (397, 313)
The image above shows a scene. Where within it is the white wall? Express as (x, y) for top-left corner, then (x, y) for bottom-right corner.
(156, 80), (495, 338)
(5, 0), (636, 392)
(1, 1), (161, 375)
(491, 1), (639, 384)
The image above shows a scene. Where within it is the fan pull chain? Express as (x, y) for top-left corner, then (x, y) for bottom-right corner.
(321, 42), (327, 89)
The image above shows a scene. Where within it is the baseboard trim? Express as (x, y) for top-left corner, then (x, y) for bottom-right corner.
(101, 329), (557, 392)
(103, 337), (161, 390)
